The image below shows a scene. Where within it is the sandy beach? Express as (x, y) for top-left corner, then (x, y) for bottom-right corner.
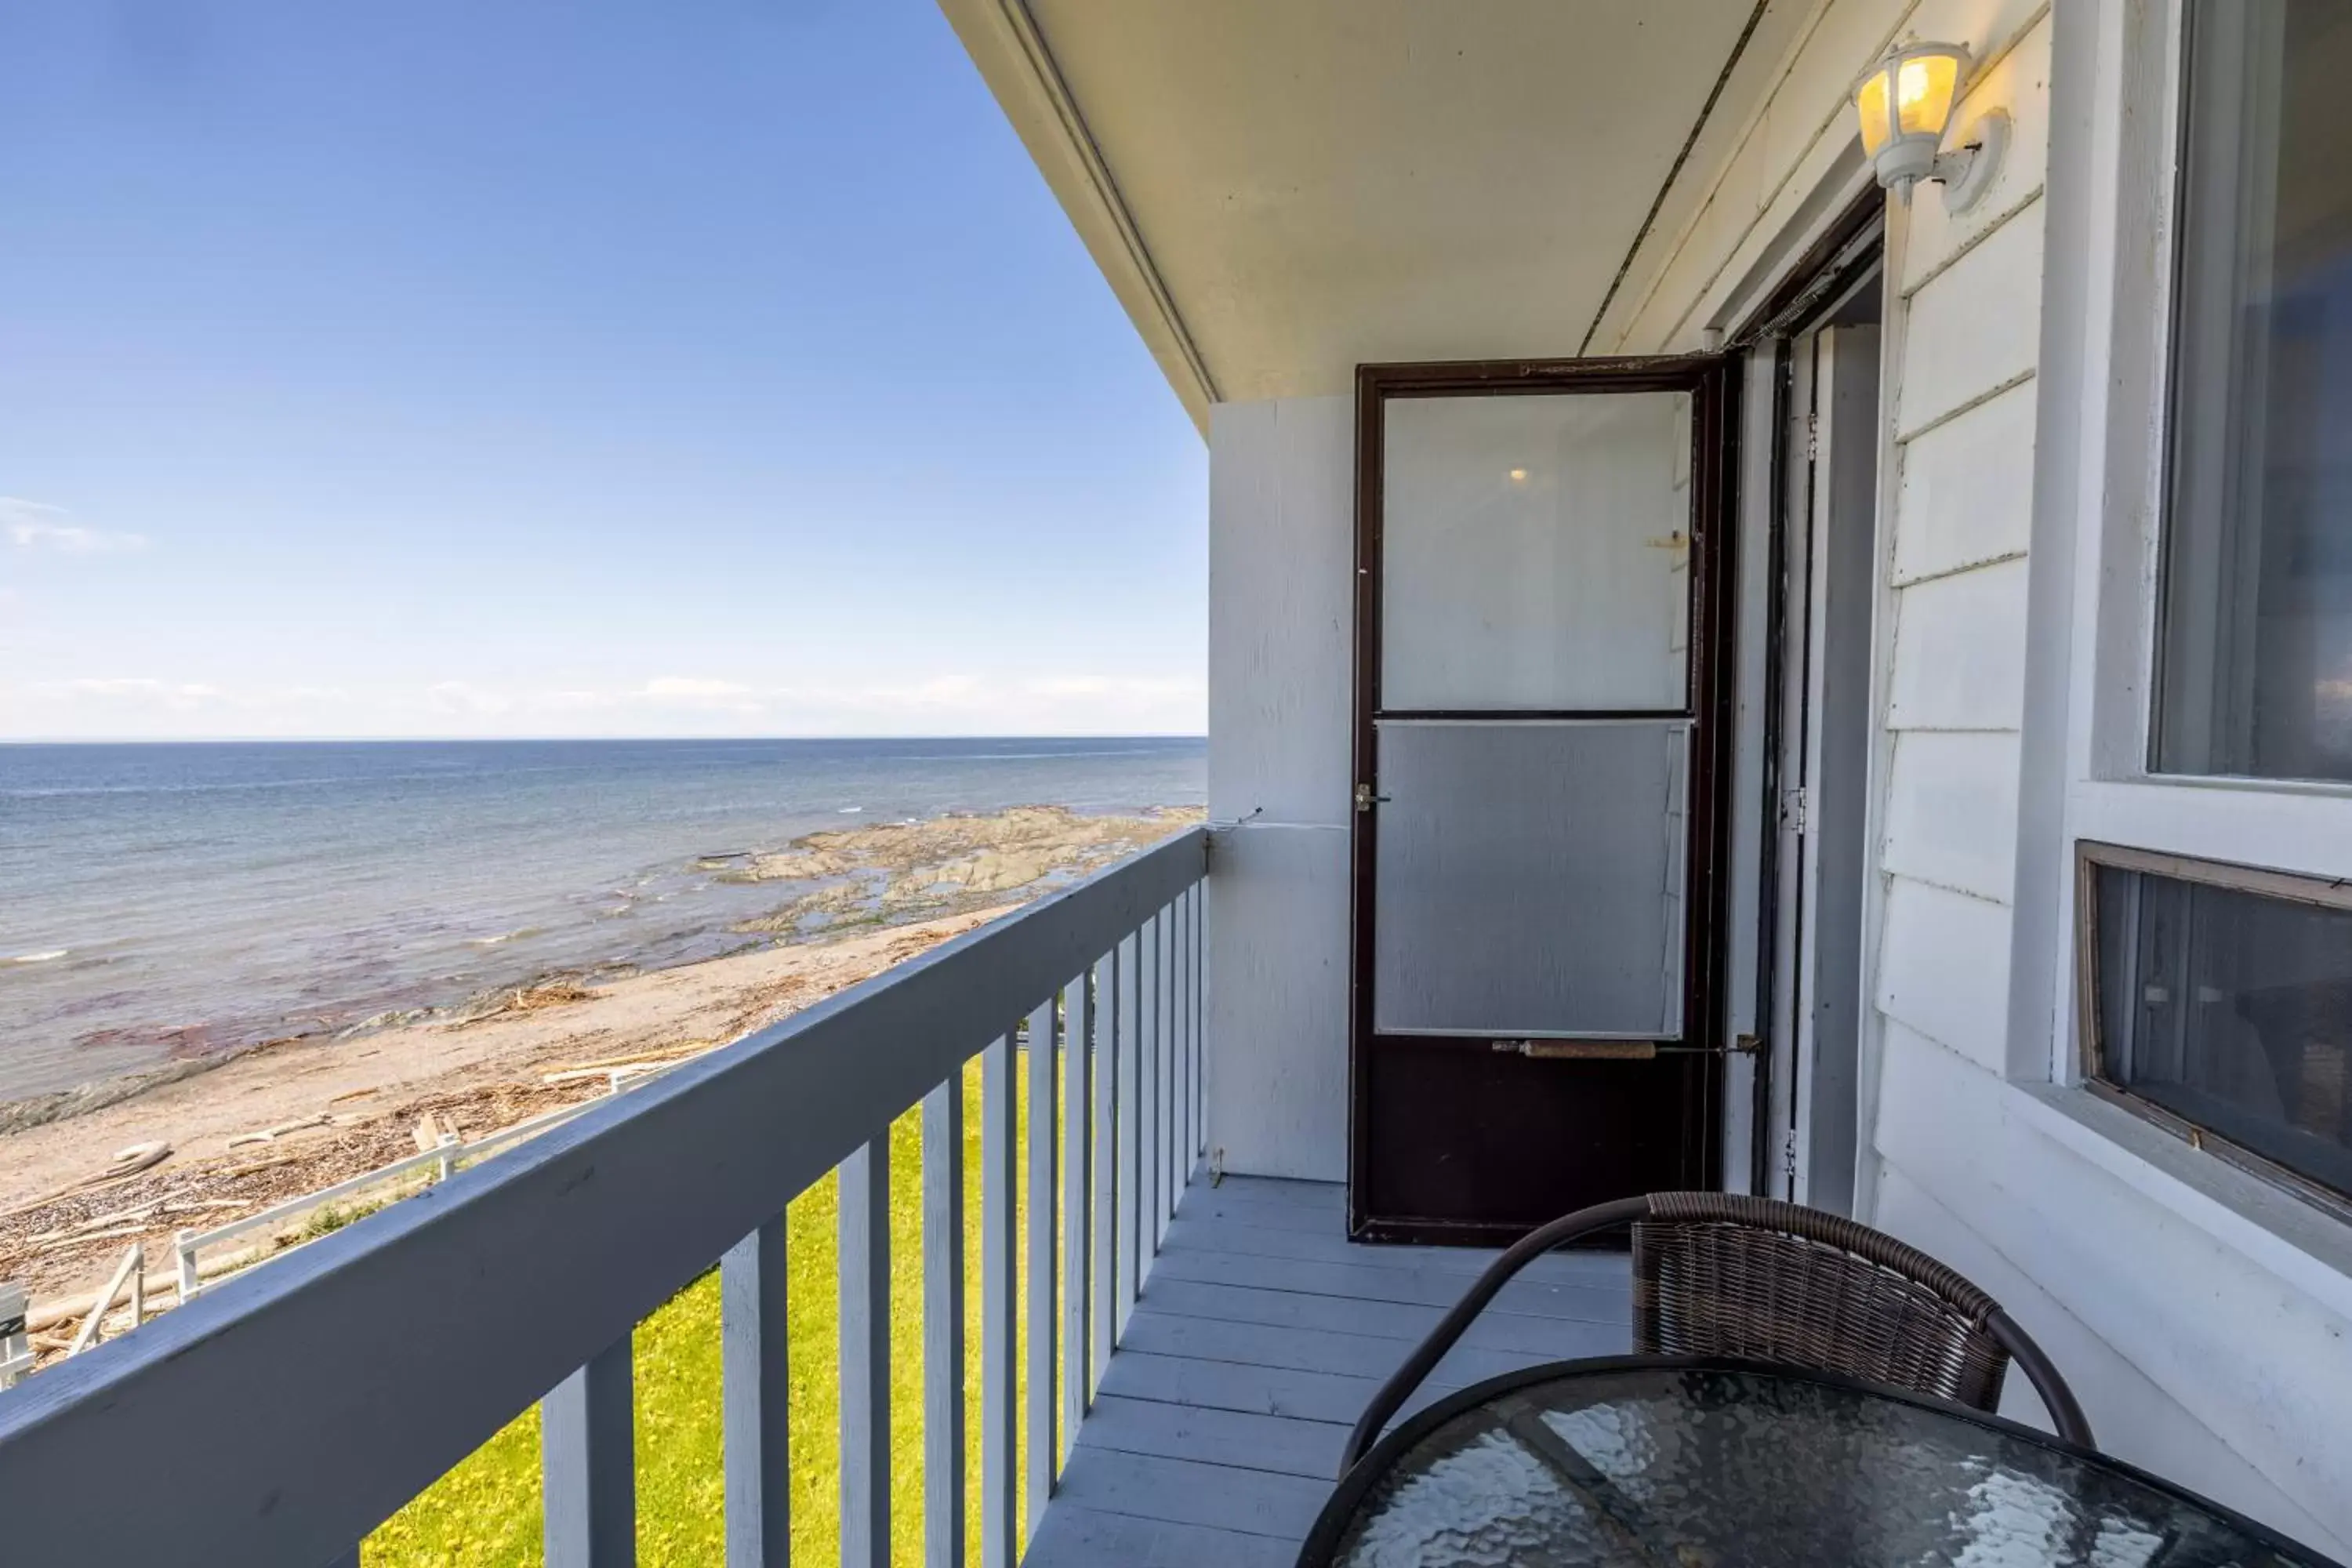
(0, 804), (1199, 1349)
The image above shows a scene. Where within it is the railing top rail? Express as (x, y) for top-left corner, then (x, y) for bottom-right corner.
(0, 826), (1207, 1567)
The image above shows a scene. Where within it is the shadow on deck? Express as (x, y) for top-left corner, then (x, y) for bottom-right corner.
(1029, 1168), (1633, 1566)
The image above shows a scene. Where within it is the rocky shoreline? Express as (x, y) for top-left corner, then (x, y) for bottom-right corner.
(0, 804), (1200, 1347)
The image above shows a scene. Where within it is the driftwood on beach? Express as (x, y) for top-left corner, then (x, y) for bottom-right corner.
(0, 805), (1203, 1371)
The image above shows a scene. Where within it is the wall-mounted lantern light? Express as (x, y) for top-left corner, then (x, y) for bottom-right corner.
(1853, 42), (2007, 212)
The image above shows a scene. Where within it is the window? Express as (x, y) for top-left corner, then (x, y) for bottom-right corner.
(2084, 845), (2352, 1214)
(2045, 0), (2352, 1233)
(2154, 0), (2352, 782)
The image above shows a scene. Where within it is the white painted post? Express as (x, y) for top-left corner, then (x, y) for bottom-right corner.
(436, 1131), (459, 1185)
(1088, 950), (1118, 1396)
(542, 1335), (634, 1568)
(921, 1074), (965, 1568)
(0, 1282), (29, 1392)
(981, 1033), (1018, 1568)
(1115, 933), (1142, 1329)
(1024, 996), (1057, 1537)
(839, 1140), (890, 1568)
(174, 1232), (199, 1303)
(721, 1215), (789, 1568)
(1059, 969), (1091, 1458)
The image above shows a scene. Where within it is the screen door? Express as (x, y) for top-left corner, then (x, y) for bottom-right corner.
(1352, 359), (1732, 1243)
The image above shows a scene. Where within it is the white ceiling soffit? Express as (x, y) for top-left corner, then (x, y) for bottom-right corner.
(938, 1), (1809, 427)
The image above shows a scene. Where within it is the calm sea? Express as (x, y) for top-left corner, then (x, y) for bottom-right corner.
(0, 738), (1204, 1104)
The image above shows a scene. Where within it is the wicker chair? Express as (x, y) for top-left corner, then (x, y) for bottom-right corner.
(1338, 1192), (2093, 1474)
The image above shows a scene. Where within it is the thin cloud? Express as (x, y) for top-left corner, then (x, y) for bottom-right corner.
(2, 670), (1205, 739)
(1, 498), (147, 554)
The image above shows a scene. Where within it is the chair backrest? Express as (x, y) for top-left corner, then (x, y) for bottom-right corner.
(1632, 1191), (2009, 1413)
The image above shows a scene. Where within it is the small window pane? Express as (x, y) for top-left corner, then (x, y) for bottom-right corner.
(1381, 391), (1692, 713)
(2092, 861), (2352, 1203)
(2155, 0), (2352, 781)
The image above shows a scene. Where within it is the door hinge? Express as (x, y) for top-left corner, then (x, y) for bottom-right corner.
(1805, 411), (1820, 461)
(1780, 786), (1809, 834)
(1354, 782), (1390, 813)
(1782, 1131), (1800, 1178)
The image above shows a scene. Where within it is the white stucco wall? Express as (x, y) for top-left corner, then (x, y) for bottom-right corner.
(1204, 394), (1354, 1182)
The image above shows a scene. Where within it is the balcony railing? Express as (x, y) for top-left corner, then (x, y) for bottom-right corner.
(0, 825), (1210, 1566)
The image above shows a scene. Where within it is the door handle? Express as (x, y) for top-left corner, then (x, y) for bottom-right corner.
(1493, 1040), (1658, 1061)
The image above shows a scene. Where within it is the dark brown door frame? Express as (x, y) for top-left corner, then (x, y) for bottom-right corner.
(1348, 355), (1742, 1245)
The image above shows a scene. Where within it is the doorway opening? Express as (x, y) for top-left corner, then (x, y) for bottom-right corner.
(1348, 358), (1738, 1244)
(1748, 220), (1887, 1214)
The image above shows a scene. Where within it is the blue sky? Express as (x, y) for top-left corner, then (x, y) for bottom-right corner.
(0, 1), (1206, 739)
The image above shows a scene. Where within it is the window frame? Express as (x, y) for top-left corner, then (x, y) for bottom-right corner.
(2031, 0), (2352, 1231)
(2074, 840), (2352, 1227)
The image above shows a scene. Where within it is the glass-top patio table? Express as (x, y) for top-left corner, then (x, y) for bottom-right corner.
(1300, 1356), (2340, 1568)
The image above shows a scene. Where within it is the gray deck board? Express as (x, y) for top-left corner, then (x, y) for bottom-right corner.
(1194, 1173), (1344, 1210)
(1142, 1240), (1622, 1320)
(1031, 1168), (1632, 1564)
(1137, 1276), (1627, 1351)
(1051, 1446), (1330, 1538)
(1023, 1504), (1298, 1568)
(1073, 1394), (1348, 1478)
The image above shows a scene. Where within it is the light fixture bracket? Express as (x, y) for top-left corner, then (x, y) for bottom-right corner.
(1929, 108), (2010, 213)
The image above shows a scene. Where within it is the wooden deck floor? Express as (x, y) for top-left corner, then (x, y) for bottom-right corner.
(1026, 1169), (1632, 1566)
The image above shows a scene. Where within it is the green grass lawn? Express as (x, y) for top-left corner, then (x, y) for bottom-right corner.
(365, 1054), (1047, 1567)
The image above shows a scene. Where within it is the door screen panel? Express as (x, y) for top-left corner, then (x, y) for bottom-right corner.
(1371, 719), (1689, 1038)
(1381, 391), (1693, 711)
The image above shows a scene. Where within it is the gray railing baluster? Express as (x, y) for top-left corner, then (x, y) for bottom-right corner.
(1089, 949), (1118, 1392)
(1116, 932), (1142, 1326)
(1161, 904), (1179, 1221)
(921, 1075), (964, 1568)
(1192, 884), (1206, 1161)
(1138, 913), (1160, 1261)
(1176, 889), (1192, 1182)
(981, 1033), (1018, 1568)
(722, 1215), (790, 1568)
(543, 1335), (634, 1568)
(1024, 996), (1058, 1537)
(839, 1140), (889, 1568)
(1061, 968), (1092, 1455)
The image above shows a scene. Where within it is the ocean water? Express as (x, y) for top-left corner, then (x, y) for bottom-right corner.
(0, 738), (1204, 1104)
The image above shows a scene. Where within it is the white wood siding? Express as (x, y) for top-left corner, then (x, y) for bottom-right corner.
(1606, 3), (2352, 1551)
(1893, 379), (2035, 585)
(1596, 0), (2053, 357)
(1879, 729), (2018, 902)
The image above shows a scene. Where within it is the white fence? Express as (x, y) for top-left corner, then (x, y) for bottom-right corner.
(0, 1283), (29, 1390)
(0, 826), (1209, 1568)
